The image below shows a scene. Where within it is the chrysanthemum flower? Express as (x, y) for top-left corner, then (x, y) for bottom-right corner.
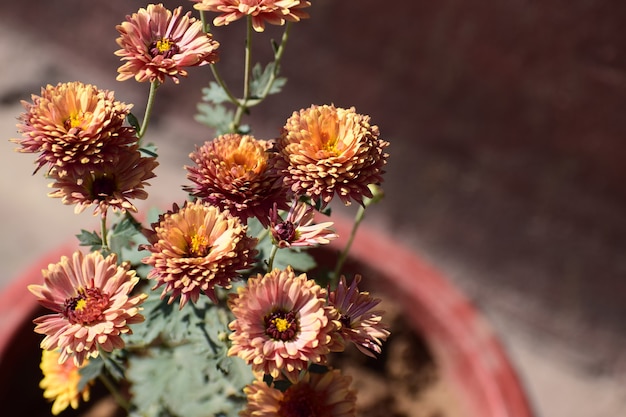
(47, 146), (158, 216)
(142, 200), (258, 307)
(328, 275), (390, 357)
(228, 267), (342, 382)
(184, 134), (287, 227)
(39, 349), (92, 415)
(192, 0), (311, 32)
(269, 200), (337, 248)
(274, 104), (389, 207)
(241, 369), (357, 417)
(115, 3), (220, 84)
(28, 250), (147, 366)
(12, 81), (137, 175)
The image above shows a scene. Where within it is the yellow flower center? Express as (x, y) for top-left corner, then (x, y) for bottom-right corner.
(272, 317), (290, 333)
(189, 233), (210, 257)
(265, 310), (298, 341)
(74, 298), (87, 311)
(156, 38), (174, 53)
(65, 111), (84, 130)
(63, 288), (109, 325)
(322, 133), (338, 155)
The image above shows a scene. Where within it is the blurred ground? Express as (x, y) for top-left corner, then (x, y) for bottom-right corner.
(1, 1), (626, 416)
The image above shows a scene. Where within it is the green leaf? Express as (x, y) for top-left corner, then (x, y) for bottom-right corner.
(200, 82), (231, 104)
(273, 247), (317, 272)
(127, 112), (141, 133)
(76, 229), (102, 251)
(139, 143), (158, 158)
(126, 297), (252, 417)
(249, 62), (287, 99)
(108, 215), (149, 268)
(127, 343), (252, 417)
(195, 102), (234, 135)
(78, 357), (103, 391)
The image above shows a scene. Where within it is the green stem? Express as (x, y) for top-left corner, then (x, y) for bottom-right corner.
(231, 16), (254, 132)
(209, 63), (242, 106)
(138, 80), (160, 142)
(100, 212), (109, 251)
(267, 245), (279, 271)
(98, 372), (131, 412)
(199, 10), (210, 33)
(257, 22), (291, 101)
(330, 205), (366, 290)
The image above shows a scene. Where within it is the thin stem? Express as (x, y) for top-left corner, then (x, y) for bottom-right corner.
(330, 205), (366, 290)
(258, 22), (291, 100)
(231, 16), (254, 132)
(100, 212), (109, 251)
(209, 63), (241, 106)
(199, 10), (210, 33)
(242, 22), (292, 109)
(98, 372), (131, 412)
(267, 245), (279, 271)
(138, 80), (160, 142)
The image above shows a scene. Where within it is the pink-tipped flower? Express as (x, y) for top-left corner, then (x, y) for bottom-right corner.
(241, 369), (357, 417)
(28, 251), (147, 366)
(184, 134), (288, 227)
(274, 104), (389, 207)
(269, 200), (337, 248)
(115, 3), (220, 84)
(141, 200), (258, 308)
(12, 81), (137, 175)
(39, 349), (92, 415)
(47, 146), (158, 216)
(328, 275), (390, 357)
(192, 0), (311, 32)
(228, 267), (343, 382)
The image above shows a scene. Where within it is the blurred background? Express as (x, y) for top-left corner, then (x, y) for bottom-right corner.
(1, 1), (625, 415)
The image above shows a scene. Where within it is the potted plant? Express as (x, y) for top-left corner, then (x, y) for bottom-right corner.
(1, 2), (534, 417)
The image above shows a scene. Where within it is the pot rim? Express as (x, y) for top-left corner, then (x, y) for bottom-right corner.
(328, 213), (535, 417)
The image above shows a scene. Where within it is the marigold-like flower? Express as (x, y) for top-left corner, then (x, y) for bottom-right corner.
(269, 200), (337, 248)
(142, 200), (258, 307)
(39, 349), (92, 415)
(274, 104), (389, 207)
(228, 267), (342, 382)
(192, 0), (311, 32)
(241, 369), (357, 417)
(47, 146), (158, 216)
(12, 81), (137, 175)
(28, 251), (147, 366)
(329, 275), (390, 357)
(115, 3), (220, 84)
(184, 134), (287, 227)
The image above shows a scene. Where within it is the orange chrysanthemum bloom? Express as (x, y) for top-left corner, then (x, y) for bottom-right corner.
(192, 0), (311, 32)
(28, 251), (147, 366)
(329, 275), (390, 357)
(47, 146), (158, 216)
(115, 3), (220, 84)
(184, 134), (287, 227)
(142, 200), (258, 308)
(241, 370), (357, 417)
(12, 81), (137, 175)
(39, 349), (92, 415)
(228, 267), (342, 382)
(274, 104), (390, 207)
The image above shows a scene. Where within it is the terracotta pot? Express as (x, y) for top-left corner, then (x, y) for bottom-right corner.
(0, 216), (534, 417)
(326, 215), (535, 417)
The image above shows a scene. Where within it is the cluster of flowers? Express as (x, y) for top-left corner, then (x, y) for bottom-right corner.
(12, 2), (390, 416)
